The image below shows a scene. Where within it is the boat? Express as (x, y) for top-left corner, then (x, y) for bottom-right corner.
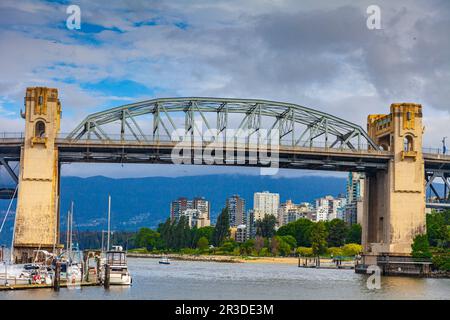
(159, 256), (170, 265)
(103, 246), (132, 285)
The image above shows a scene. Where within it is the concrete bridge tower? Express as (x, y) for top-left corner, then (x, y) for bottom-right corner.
(363, 103), (426, 260)
(13, 87), (62, 263)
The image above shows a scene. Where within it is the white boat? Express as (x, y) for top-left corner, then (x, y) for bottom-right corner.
(103, 246), (132, 285)
(159, 256), (170, 265)
(0, 264), (32, 285)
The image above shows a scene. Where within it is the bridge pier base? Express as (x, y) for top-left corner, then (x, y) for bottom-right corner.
(362, 103), (426, 261)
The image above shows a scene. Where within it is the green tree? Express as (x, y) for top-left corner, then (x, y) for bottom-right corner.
(411, 234), (432, 259)
(326, 219), (349, 247)
(197, 236), (209, 250)
(277, 218), (314, 246)
(193, 226), (215, 245)
(212, 208), (230, 247)
(276, 236), (292, 256)
(296, 246), (313, 257)
(426, 211), (449, 247)
(240, 239), (256, 255)
(346, 224), (362, 244)
(280, 235), (297, 249)
(256, 215), (277, 238)
(134, 227), (161, 251)
(310, 221), (328, 256)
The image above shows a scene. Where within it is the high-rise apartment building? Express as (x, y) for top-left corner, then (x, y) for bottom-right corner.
(226, 195), (246, 227)
(278, 200), (313, 226)
(344, 172), (365, 225)
(315, 195), (346, 221)
(171, 197), (210, 226)
(253, 191), (279, 221)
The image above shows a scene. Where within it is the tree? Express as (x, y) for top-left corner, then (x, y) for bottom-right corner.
(193, 226), (215, 245)
(134, 227), (161, 251)
(254, 236), (265, 253)
(411, 234), (432, 259)
(270, 236), (280, 256)
(326, 219), (349, 247)
(426, 211), (449, 247)
(256, 215), (277, 238)
(277, 236), (292, 256)
(212, 208), (230, 247)
(310, 221), (328, 256)
(197, 236), (209, 250)
(346, 224), (362, 244)
(280, 235), (297, 249)
(277, 218), (314, 247)
(240, 239), (255, 255)
(296, 247), (313, 257)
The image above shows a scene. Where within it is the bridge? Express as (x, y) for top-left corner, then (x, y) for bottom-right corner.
(0, 87), (449, 264)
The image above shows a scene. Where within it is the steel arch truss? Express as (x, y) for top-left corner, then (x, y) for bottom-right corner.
(66, 98), (379, 151)
(426, 170), (450, 203)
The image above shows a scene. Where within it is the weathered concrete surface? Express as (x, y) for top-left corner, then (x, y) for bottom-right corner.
(13, 87), (62, 263)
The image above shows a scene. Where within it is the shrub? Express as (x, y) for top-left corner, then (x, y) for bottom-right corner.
(259, 247), (271, 257)
(296, 247), (313, 257)
(342, 243), (363, 256)
(432, 252), (450, 271)
(411, 234), (432, 259)
(327, 247), (343, 257)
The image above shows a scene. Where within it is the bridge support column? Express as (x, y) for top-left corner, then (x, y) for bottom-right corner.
(12, 87), (62, 263)
(363, 103), (426, 259)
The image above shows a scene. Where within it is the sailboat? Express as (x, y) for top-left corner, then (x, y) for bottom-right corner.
(101, 195), (132, 285)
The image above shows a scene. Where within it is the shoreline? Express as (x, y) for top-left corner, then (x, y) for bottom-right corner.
(127, 253), (315, 265)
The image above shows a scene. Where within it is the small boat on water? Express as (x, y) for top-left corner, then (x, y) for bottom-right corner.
(103, 246), (132, 285)
(159, 256), (170, 265)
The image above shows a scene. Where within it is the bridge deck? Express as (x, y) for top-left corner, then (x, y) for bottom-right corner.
(1, 137), (450, 172)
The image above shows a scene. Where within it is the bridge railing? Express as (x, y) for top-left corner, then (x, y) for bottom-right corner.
(422, 147), (448, 155)
(55, 133), (390, 154)
(0, 132), (24, 140)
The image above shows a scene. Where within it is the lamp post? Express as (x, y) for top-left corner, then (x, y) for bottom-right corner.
(442, 137), (447, 155)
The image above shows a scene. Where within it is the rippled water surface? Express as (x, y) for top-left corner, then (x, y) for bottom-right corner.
(1, 258), (449, 300)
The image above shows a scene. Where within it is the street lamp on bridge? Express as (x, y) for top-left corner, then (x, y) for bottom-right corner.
(443, 137), (447, 155)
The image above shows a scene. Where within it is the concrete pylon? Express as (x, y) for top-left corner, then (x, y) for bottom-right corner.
(12, 87), (62, 263)
(363, 103), (426, 260)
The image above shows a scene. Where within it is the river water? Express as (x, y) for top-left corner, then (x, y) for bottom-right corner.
(0, 258), (449, 300)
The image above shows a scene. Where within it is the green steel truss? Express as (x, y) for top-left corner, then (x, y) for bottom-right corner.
(65, 98), (379, 151)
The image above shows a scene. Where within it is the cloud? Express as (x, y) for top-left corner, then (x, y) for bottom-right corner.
(0, 0), (449, 178)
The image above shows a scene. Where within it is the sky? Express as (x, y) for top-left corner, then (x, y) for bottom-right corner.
(0, 0), (449, 179)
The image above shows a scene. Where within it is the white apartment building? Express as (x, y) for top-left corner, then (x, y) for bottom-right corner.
(253, 191), (280, 221)
(315, 195), (346, 221)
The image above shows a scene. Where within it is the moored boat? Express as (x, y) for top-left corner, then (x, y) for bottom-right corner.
(103, 246), (132, 285)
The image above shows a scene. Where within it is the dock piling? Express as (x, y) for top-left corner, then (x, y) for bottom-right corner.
(53, 261), (61, 291)
(104, 264), (110, 289)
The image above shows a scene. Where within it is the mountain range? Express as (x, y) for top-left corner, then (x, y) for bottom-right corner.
(0, 174), (346, 243)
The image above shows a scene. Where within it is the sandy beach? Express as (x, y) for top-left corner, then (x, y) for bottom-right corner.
(127, 253), (330, 265)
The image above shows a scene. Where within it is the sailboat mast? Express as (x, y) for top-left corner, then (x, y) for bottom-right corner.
(70, 201), (74, 256)
(66, 210), (70, 252)
(107, 195), (111, 251)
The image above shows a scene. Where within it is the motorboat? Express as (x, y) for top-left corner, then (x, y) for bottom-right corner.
(159, 256), (170, 265)
(103, 246), (132, 285)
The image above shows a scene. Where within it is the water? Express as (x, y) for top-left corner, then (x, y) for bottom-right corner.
(0, 258), (449, 300)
